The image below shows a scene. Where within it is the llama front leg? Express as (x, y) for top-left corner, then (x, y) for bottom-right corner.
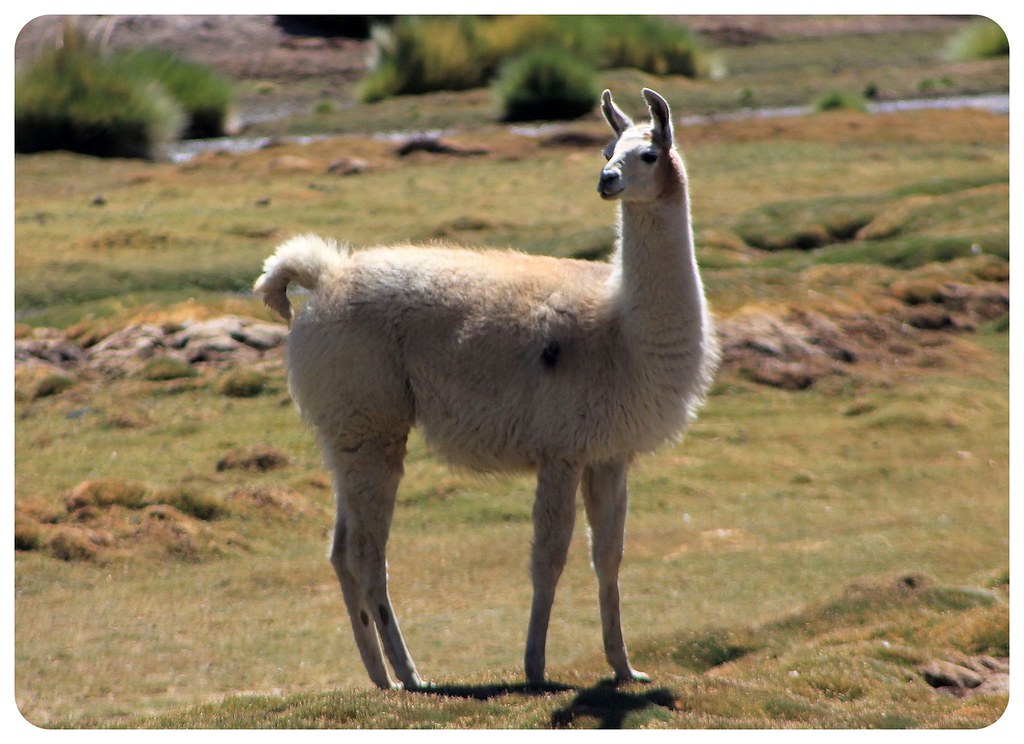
(330, 434), (426, 690)
(582, 460), (650, 683)
(524, 460), (581, 685)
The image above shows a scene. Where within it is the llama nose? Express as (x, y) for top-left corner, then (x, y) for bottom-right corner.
(598, 170), (621, 193)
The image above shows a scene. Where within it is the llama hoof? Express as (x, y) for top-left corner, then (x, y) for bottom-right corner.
(616, 669), (652, 685)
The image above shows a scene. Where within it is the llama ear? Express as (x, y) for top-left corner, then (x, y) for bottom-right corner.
(642, 88), (674, 149)
(601, 89), (632, 136)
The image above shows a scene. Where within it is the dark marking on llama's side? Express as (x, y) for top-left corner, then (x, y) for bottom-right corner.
(541, 340), (561, 369)
(379, 604), (391, 626)
(360, 610), (370, 627)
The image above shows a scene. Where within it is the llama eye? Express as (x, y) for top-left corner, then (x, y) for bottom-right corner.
(640, 150), (659, 164)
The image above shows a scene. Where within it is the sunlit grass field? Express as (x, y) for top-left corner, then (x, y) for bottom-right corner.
(13, 18), (1009, 729)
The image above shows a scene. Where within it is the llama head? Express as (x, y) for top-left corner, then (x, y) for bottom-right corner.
(598, 88), (681, 203)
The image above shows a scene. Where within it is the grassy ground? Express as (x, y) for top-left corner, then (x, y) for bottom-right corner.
(13, 17), (1009, 730)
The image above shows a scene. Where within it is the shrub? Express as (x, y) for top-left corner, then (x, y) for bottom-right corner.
(584, 15), (705, 76)
(815, 90), (868, 113)
(360, 16), (489, 102)
(215, 368), (269, 397)
(945, 17), (1009, 62)
(15, 32), (185, 158)
(495, 47), (598, 122)
(109, 47), (236, 137)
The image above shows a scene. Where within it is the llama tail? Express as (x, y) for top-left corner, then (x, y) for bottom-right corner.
(253, 234), (347, 323)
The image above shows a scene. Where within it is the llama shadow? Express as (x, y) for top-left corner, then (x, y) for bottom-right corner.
(414, 679), (677, 729)
(549, 681), (677, 729)
(415, 679), (575, 701)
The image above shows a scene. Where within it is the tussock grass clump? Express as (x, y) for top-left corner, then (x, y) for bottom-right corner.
(30, 371), (77, 400)
(62, 478), (228, 521)
(215, 368), (269, 397)
(44, 526), (102, 562)
(360, 17), (489, 102)
(15, 479), (232, 562)
(64, 477), (152, 511)
(216, 444), (291, 472)
(589, 15), (706, 76)
(495, 47), (598, 122)
(15, 28), (234, 157)
(945, 17), (1009, 62)
(108, 47), (235, 138)
(157, 487), (230, 521)
(227, 485), (311, 517)
(15, 518), (45, 552)
(15, 32), (185, 158)
(360, 15), (707, 103)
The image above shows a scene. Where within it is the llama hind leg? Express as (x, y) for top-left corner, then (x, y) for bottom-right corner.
(330, 518), (394, 689)
(524, 460), (581, 685)
(582, 460), (650, 683)
(330, 434), (426, 690)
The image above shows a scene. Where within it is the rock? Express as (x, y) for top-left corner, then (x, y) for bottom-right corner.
(15, 337), (87, 367)
(172, 316), (288, 362)
(715, 307), (946, 389)
(921, 660), (984, 693)
(395, 137), (488, 157)
(230, 321), (288, 350)
(13, 315), (290, 382)
(87, 324), (168, 377)
(169, 316), (283, 363)
(327, 157), (369, 176)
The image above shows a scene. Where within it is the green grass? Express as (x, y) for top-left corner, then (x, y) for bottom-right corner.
(14, 327), (1009, 725)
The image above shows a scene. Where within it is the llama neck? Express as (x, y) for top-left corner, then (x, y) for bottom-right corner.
(611, 179), (707, 346)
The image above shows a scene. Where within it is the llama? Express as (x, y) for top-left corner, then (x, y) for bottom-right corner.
(254, 88), (718, 690)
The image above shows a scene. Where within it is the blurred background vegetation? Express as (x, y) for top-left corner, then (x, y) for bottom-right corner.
(14, 15), (1009, 158)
